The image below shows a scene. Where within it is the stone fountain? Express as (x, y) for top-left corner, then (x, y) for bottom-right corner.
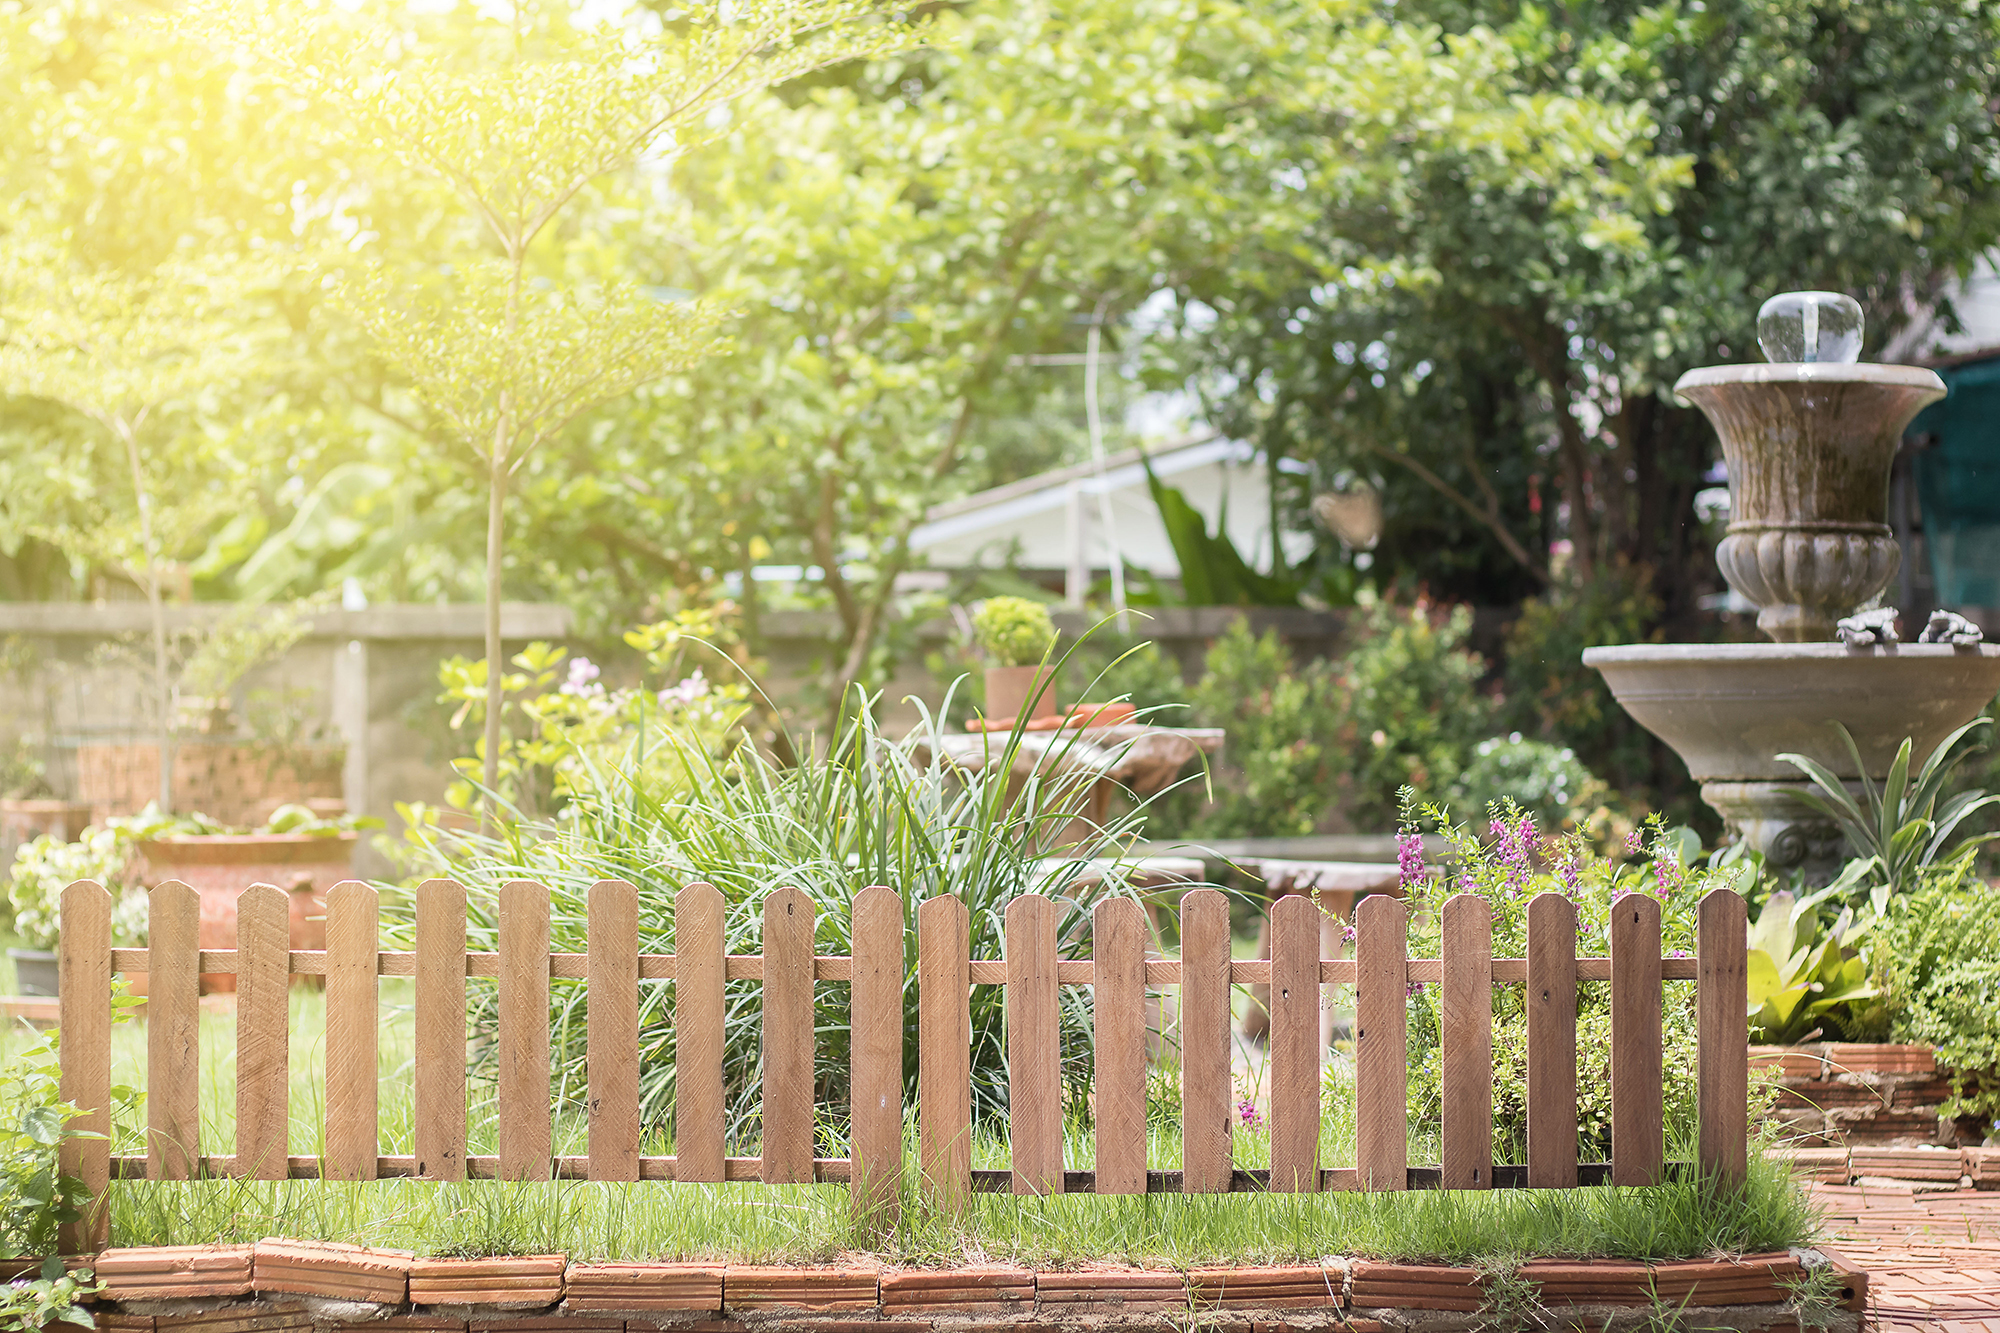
(1584, 292), (2000, 876)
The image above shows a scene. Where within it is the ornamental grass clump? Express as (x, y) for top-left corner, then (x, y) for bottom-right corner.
(1392, 793), (1731, 1163)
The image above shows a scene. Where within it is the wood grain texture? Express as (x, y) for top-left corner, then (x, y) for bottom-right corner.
(1354, 893), (1409, 1192)
(918, 894), (971, 1209)
(57, 879), (111, 1250)
(146, 881), (201, 1181)
(498, 880), (551, 1181)
(236, 883), (292, 1182)
(1610, 891), (1664, 1187)
(673, 882), (725, 1183)
(850, 887), (903, 1224)
(1439, 894), (1493, 1190)
(414, 878), (467, 1181)
(1268, 892), (1321, 1193)
(588, 879), (641, 1182)
(761, 885), (816, 1184)
(1526, 892), (1579, 1189)
(1698, 888), (1749, 1186)
(1006, 893), (1062, 1196)
(1092, 896), (1148, 1195)
(1179, 889), (1232, 1194)
(324, 881), (379, 1182)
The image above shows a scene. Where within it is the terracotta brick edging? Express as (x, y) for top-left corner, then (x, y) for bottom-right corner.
(49, 1242), (1859, 1329)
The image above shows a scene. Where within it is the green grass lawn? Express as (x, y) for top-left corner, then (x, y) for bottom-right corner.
(0, 983), (1819, 1265)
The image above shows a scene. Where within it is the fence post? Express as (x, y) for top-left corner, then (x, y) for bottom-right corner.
(325, 881), (380, 1182)
(1006, 894), (1062, 1196)
(497, 880), (550, 1181)
(917, 894), (971, 1211)
(1526, 892), (1579, 1188)
(237, 883), (291, 1182)
(147, 881), (201, 1182)
(1355, 892), (1409, 1191)
(1440, 893), (1491, 1189)
(1610, 891), (1664, 1186)
(673, 882), (726, 1183)
(1180, 888), (1232, 1194)
(851, 886), (903, 1225)
(588, 879), (640, 1182)
(57, 879), (111, 1252)
(1697, 888), (1749, 1187)
(762, 886), (816, 1184)
(1269, 891), (1321, 1192)
(414, 879), (467, 1181)
(1093, 897), (1147, 1195)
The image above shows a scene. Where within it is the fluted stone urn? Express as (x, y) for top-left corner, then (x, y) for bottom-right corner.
(1585, 296), (2000, 878)
(1675, 363), (1945, 642)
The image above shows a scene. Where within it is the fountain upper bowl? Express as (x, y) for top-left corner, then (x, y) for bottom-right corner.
(1582, 642), (2000, 780)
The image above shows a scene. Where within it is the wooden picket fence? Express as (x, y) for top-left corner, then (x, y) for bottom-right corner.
(54, 878), (1749, 1249)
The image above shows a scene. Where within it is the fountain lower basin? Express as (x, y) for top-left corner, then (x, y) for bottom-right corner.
(1584, 643), (2000, 873)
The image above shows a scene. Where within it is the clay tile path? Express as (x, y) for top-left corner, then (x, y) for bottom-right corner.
(1809, 1184), (2000, 1332)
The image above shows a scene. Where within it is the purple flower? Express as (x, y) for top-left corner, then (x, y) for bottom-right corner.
(1624, 827), (1645, 854)
(1397, 831), (1427, 888)
(1653, 850), (1683, 898)
(1558, 853), (1583, 897)
(1406, 981), (1427, 998)
(1340, 921), (1357, 945)
(562, 656), (602, 696)
(1237, 1098), (1261, 1128)
(1492, 814), (1534, 895)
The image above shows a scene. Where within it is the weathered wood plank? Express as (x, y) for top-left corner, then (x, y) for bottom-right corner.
(1526, 892), (1578, 1189)
(588, 879), (641, 1182)
(850, 886), (904, 1225)
(147, 881), (201, 1182)
(673, 882), (726, 1183)
(761, 885), (817, 1184)
(1007, 893), (1062, 1196)
(1610, 890), (1664, 1186)
(1354, 893), (1408, 1192)
(236, 883), (292, 1182)
(58, 879), (112, 1250)
(324, 881), (379, 1182)
(1179, 888), (1232, 1195)
(498, 880), (551, 1181)
(414, 878), (467, 1181)
(1439, 894), (1492, 1190)
(918, 894), (971, 1209)
(1698, 888), (1749, 1187)
(1093, 896), (1148, 1195)
(1269, 892), (1321, 1193)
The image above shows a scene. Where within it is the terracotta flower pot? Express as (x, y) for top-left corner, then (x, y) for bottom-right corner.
(137, 833), (359, 994)
(983, 665), (1058, 725)
(0, 799), (93, 867)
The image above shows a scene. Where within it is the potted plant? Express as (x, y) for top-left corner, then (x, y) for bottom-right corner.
(973, 597), (1058, 726)
(0, 736), (93, 872)
(5, 824), (148, 998)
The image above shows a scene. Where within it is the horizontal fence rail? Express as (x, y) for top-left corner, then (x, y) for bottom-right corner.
(54, 878), (1750, 1250)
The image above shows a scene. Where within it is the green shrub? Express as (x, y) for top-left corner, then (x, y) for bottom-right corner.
(1398, 799), (1720, 1161)
(1446, 734), (1602, 830)
(1872, 863), (2000, 1127)
(0, 1028), (96, 1261)
(6, 825), (148, 950)
(1337, 600), (1494, 830)
(971, 597), (1056, 667)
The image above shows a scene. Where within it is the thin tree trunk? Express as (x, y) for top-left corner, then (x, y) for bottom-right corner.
(482, 447), (507, 827)
(119, 421), (173, 813)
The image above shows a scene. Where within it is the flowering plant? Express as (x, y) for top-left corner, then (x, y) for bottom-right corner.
(1385, 789), (1737, 1163)
(6, 825), (149, 951)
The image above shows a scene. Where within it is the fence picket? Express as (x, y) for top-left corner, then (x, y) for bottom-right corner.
(1355, 893), (1409, 1191)
(58, 879), (111, 1251)
(851, 886), (903, 1224)
(147, 881), (201, 1182)
(1698, 888), (1749, 1186)
(674, 882), (726, 1183)
(499, 880), (552, 1181)
(918, 894), (971, 1209)
(1526, 892), (1579, 1189)
(1093, 897), (1148, 1195)
(1269, 892), (1321, 1193)
(762, 886), (817, 1184)
(1007, 893), (1062, 1196)
(1610, 892), (1664, 1186)
(237, 883), (291, 1181)
(1440, 894), (1492, 1190)
(1180, 888), (1232, 1194)
(324, 881), (379, 1182)
(414, 879), (467, 1181)
(589, 880), (641, 1182)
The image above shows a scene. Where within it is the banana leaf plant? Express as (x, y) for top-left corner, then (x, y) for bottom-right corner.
(1746, 869), (1883, 1044)
(1777, 717), (2000, 914)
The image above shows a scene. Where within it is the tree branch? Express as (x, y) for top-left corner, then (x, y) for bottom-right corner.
(1359, 439), (1548, 583)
